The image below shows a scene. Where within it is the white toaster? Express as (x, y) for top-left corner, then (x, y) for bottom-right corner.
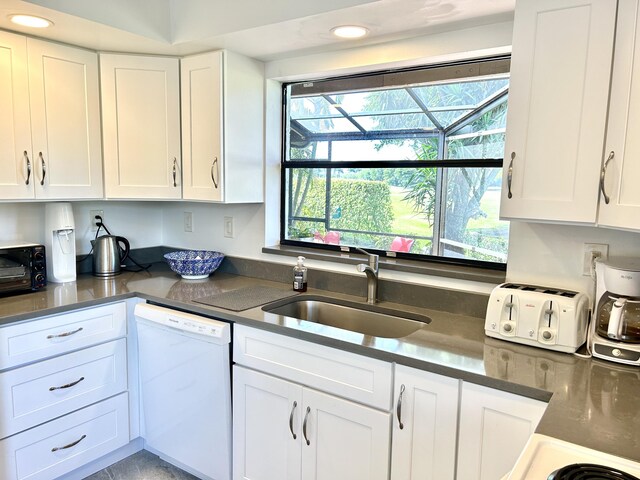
(484, 283), (589, 353)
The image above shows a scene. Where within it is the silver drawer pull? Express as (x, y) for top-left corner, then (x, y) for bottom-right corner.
(289, 401), (297, 440)
(172, 157), (178, 187)
(39, 152), (46, 186)
(302, 406), (311, 446)
(49, 376), (85, 391)
(507, 152), (515, 199)
(51, 434), (86, 452)
(47, 327), (83, 339)
(24, 151), (31, 185)
(600, 151), (614, 205)
(211, 157), (219, 189)
(396, 384), (405, 430)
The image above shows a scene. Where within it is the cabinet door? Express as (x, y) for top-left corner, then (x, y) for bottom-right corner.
(500, 0), (616, 223)
(101, 54), (181, 199)
(301, 388), (390, 480)
(456, 382), (546, 480)
(223, 51), (264, 203)
(0, 31), (34, 199)
(28, 39), (103, 199)
(599, 0), (640, 230)
(391, 366), (459, 480)
(181, 52), (223, 201)
(233, 366), (302, 480)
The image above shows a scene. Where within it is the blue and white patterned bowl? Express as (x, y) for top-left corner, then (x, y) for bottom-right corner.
(164, 250), (225, 280)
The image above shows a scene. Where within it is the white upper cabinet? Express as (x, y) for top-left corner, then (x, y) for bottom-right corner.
(28, 39), (103, 200)
(100, 54), (181, 200)
(599, 0), (640, 230)
(0, 31), (32, 200)
(0, 32), (103, 200)
(500, 0), (617, 223)
(181, 50), (264, 203)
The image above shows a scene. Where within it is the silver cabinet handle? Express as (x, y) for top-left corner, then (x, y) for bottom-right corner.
(289, 401), (297, 440)
(302, 406), (311, 446)
(24, 151), (31, 185)
(211, 157), (219, 189)
(172, 157), (178, 187)
(39, 152), (46, 186)
(51, 434), (86, 452)
(507, 152), (515, 199)
(47, 327), (83, 339)
(49, 376), (85, 391)
(396, 384), (405, 430)
(600, 151), (614, 205)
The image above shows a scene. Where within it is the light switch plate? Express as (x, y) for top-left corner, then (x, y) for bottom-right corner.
(224, 216), (234, 238)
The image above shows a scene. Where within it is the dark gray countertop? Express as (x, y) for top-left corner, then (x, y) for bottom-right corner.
(1, 266), (638, 462)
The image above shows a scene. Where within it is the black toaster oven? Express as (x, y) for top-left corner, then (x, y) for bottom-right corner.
(0, 244), (47, 294)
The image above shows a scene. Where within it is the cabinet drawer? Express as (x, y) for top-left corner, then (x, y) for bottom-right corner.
(0, 393), (129, 480)
(0, 339), (127, 439)
(0, 302), (127, 369)
(234, 325), (392, 410)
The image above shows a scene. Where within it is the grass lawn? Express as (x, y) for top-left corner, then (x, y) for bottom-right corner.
(389, 186), (432, 236)
(467, 187), (509, 232)
(390, 185), (508, 235)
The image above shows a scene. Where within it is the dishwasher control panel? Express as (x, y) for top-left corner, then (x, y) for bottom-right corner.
(134, 303), (230, 343)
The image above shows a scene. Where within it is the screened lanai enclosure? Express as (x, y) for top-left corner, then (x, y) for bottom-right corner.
(281, 58), (511, 267)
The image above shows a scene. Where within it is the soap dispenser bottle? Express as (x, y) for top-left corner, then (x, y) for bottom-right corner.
(293, 256), (308, 292)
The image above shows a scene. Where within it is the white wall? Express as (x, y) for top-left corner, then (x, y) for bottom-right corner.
(161, 202), (265, 258)
(507, 222), (640, 298)
(0, 202), (163, 254)
(266, 21), (514, 81)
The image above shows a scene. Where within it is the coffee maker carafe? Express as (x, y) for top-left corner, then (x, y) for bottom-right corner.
(592, 258), (640, 365)
(44, 203), (76, 283)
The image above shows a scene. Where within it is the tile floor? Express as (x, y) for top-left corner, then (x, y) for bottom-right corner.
(84, 450), (198, 480)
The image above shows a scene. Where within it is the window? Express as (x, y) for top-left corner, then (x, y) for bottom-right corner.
(281, 58), (510, 269)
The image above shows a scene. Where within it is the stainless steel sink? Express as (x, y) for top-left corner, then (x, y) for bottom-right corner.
(262, 296), (431, 338)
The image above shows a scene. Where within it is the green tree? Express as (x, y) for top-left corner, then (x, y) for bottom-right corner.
(363, 80), (508, 251)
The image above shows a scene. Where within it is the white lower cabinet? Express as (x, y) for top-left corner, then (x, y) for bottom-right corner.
(233, 367), (301, 480)
(0, 301), (133, 480)
(391, 365), (460, 480)
(0, 339), (127, 439)
(233, 366), (390, 480)
(456, 382), (546, 480)
(233, 326), (548, 480)
(0, 392), (129, 480)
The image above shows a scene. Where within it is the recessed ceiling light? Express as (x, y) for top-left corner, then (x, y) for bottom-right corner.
(331, 25), (369, 39)
(9, 14), (53, 28)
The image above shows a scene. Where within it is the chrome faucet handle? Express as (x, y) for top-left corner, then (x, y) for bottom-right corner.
(353, 247), (379, 271)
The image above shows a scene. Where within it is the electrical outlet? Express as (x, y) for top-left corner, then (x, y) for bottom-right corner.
(184, 212), (193, 232)
(90, 210), (104, 231)
(582, 243), (609, 276)
(224, 216), (234, 238)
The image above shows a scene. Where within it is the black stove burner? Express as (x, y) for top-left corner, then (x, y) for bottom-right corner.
(548, 463), (640, 480)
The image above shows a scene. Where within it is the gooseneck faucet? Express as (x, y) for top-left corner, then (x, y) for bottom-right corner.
(354, 247), (379, 304)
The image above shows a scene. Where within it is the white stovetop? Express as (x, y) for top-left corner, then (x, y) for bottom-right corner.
(507, 434), (640, 479)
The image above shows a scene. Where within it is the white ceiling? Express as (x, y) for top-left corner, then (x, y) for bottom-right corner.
(0, 0), (515, 61)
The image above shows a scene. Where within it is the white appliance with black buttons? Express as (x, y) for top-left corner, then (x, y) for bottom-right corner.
(485, 283), (589, 353)
(135, 303), (231, 480)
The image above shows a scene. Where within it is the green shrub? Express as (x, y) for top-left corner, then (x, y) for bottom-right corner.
(301, 178), (394, 234)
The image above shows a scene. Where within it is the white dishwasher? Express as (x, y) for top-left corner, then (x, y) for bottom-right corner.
(134, 303), (232, 480)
